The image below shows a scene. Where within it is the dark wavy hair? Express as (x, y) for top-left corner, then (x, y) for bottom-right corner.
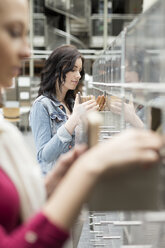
(38, 45), (85, 113)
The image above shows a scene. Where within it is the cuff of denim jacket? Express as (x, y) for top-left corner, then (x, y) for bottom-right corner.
(57, 125), (72, 143)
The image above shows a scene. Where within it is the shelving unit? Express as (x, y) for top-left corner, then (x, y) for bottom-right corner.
(83, 0), (165, 247)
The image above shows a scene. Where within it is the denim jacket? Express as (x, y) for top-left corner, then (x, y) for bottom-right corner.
(29, 94), (75, 175)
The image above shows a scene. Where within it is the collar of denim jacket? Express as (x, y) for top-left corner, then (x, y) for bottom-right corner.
(43, 92), (61, 107)
(51, 93), (75, 107)
(51, 94), (61, 106)
(43, 92), (75, 110)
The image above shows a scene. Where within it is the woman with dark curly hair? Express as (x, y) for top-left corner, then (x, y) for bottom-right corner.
(30, 45), (98, 174)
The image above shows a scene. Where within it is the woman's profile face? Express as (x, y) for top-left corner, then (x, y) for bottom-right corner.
(62, 57), (82, 91)
(0, 0), (30, 88)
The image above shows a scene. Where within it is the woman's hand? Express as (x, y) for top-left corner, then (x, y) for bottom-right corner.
(110, 98), (135, 121)
(45, 144), (87, 197)
(73, 94), (98, 122)
(65, 94), (98, 134)
(81, 129), (164, 177)
(110, 98), (144, 128)
(110, 99), (133, 119)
